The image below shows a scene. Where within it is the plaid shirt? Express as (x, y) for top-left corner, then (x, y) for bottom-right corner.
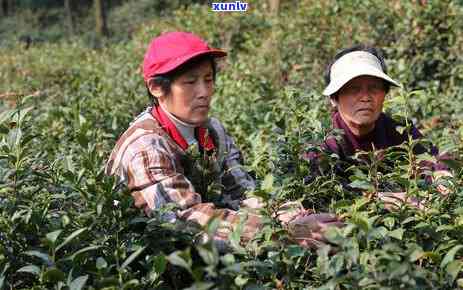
(105, 107), (261, 242)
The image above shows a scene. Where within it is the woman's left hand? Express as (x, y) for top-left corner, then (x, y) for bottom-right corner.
(433, 170), (453, 196)
(376, 192), (424, 210)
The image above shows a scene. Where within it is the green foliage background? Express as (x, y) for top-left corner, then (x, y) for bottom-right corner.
(0, 0), (463, 289)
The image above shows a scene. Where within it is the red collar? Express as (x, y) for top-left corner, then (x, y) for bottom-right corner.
(151, 106), (215, 151)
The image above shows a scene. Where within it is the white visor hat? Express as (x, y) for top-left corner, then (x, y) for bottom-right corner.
(322, 51), (401, 96)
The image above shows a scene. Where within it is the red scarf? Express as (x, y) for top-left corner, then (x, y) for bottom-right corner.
(151, 106), (215, 152)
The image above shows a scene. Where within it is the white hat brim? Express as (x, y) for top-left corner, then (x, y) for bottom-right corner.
(323, 69), (401, 96)
(322, 51), (402, 96)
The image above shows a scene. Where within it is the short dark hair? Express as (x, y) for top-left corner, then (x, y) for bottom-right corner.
(146, 55), (218, 106)
(325, 44), (391, 99)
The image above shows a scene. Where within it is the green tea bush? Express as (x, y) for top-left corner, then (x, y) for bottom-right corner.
(0, 0), (462, 289)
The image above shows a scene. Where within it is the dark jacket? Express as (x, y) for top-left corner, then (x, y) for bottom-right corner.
(305, 112), (447, 190)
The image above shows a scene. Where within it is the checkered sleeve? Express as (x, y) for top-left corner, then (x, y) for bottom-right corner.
(178, 203), (262, 242)
(126, 147), (202, 211)
(125, 144), (261, 242)
(208, 119), (256, 201)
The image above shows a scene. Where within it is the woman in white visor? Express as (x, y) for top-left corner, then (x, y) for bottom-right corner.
(305, 45), (452, 209)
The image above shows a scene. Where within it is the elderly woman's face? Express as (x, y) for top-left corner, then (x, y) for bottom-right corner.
(336, 75), (386, 136)
(159, 60), (214, 125)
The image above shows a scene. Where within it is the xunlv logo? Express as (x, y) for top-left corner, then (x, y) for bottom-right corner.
(212, 1), (248, 12)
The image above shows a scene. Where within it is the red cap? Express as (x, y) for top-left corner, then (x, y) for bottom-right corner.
(142, 31), (227, 83)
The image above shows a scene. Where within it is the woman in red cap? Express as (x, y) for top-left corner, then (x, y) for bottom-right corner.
(106, 31), (342, 250)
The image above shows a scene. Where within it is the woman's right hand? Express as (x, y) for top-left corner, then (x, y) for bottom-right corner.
(288, 212), (344, 248)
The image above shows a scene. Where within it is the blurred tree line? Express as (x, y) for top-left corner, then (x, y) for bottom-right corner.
(1, 0), (111, 37)
(0, 1), (261, 40)
(0, 0), (212, 41)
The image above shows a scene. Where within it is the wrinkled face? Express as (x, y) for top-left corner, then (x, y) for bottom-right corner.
(159, 60), (214, 125)
(336, 75), (386, 135)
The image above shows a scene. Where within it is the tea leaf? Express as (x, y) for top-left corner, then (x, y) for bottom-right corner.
(45, 230), (63, 246)
(441, 245), (463, 269)
(167, 249), (192, 273)
(388, 228), (404, 241)
(56, 227), (87, 252)
(17, 265), (41, 276)
(120, 246), (146, 270)
(69, 275), (88, 290)
(23, 250), (52, 265)
(445, 260), (462, 284)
